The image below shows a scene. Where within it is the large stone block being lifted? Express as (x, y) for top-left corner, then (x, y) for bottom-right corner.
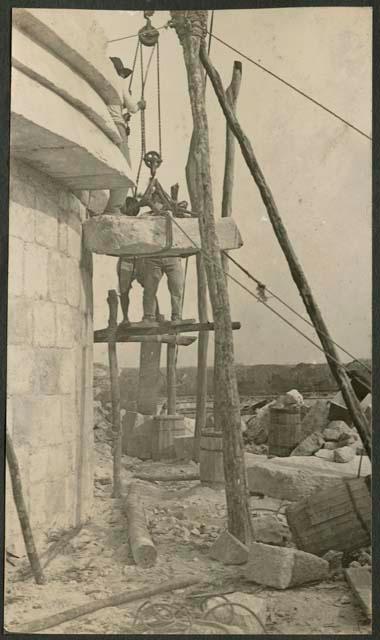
(83, 215), (243, 257)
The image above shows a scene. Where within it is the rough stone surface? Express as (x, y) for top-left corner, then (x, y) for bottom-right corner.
(334, 445), (356, 463)
(204, 592), (267, 633)
(11, 68), (134, 191)
(314, 449), (335, 461)
(245, 454), (371, 501)
(323, 420), (354, 442)
(12, 28), (122, 145)
(300, 399), (330, 438)
(209, 530), (249, 565)
(291, 431), (324, 456)
(284, 389), (304, 406)
(246, 542), (329, 589)
(251, 513), (289, 546)
(12, 8), (121, 105)
(83, 215), (243, 257)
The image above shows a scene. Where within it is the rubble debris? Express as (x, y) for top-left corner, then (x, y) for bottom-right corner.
(345, 567), (372, 620)
(245, 401), (276, 444)
(251, 513), (290, 546)
(333, 445), (355, 463)
(203, 591), (267, 633)
(283, 389), (304, 406)
(291, 431), (324, 456)
(246, 542), (329, 589)
(209, 530), (249, 565)
(323, 420), (354, 442)
(314, 449), (335, 461)
(299, 399), (330, 438)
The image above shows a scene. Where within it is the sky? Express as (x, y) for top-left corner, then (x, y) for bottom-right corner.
(91, 7), (372, 368)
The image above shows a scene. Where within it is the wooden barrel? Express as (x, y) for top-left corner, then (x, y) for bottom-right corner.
(268, 406), (301, 457)
(286, 476), (371, 556)
(151, 416), (177, 461)
(199, 430), (224, 485)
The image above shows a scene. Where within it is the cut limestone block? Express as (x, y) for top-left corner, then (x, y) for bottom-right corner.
(83, 215), (243, 257)
(12, 9), (121, 105)
(345, 567), (372, 620)
(323, 420), (354, 442)
(174, 435), (194, 461)
(11, 69), (134, 192)
(291, 431), (324, 456)
(314, 449), (335, 461)
(300, 399), (330, 439)
(246, 542), (329, 589)
(209, 530), (249, 565)
(251, 513), (289, 546)
(245, 454), (371, 501)
(12, 28), (121, 145)
(334, 445), (356, 463)
(203, 592), (267, 633)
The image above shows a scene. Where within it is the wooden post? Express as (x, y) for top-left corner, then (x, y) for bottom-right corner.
(222, 60), (242, 276)
(137, 342), (162, 415)
(171, 10), (252, 544)
(6, 432), (46, 585)
(167, 342), (177, 414)
(186, 129), (210, 463)
(200, 46), (372, 460)
(123, 482), (157, 568)
(107, 289), (122, 498)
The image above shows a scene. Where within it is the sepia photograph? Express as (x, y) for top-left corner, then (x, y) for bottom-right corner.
(2, 4), (373, 635)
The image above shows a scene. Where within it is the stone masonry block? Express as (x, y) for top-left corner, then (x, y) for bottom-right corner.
(58, 349), (76, 394)
(65, 257), (81, 307)
(12, 395), (62, 447)
(7, 296), (33, 345)
(47, 444), (69, 479)
(246, 542), (329, 589)
(8, 236), (24, 296)
(48, 251), (66, 303)
(35, 204), (59, 249)
(56, 304), (79, 347)
(58, 209), (68, 254)
(28, 481), (48, 529)
(29, 446), (49, 485)
(33, 299), (56, 346)
(9, 199), (35, 241)
(67, 215), (82, 260)
(7, 345), (36, 394)
(9, 174), (35, 208)
(24, 242), (48, 298)
(36, 348), (66, 394)
(61, 394), (79, 440)
(209, 530), (249, 565)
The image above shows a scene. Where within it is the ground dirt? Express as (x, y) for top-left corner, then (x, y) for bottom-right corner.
(4, 438), (371, 635)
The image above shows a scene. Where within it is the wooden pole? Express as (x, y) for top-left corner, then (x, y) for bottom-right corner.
(200, 45), (372, 460)
(6, 432), (46, 585)
(171, 10), (252, 544)
(123, 483), (157, 568)
(167, 342), (177, 414)
(222, 60), (242, 276)
(107, 290), (122, 497)
(186, 130), (209, 462)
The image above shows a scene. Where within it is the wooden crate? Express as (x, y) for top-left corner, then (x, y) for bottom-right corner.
(286, 476), (371, 556)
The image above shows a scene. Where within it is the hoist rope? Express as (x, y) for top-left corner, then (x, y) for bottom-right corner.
(207, 31), (372, 142)
(128, 39), (140, 93)
(168, 215), (369, 373)
(156, 40), (163, 159)
(108, 23), (169, 44)
(224, 253), (371, 373)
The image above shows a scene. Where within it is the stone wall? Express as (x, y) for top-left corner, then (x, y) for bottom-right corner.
(6, 159), (94, 553)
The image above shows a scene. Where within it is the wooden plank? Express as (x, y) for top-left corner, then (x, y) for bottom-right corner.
(94, 321), (241, 343)
(345, 567), (372, 619)
(167, 342), (177, 415)
(107, 290), (122, 498)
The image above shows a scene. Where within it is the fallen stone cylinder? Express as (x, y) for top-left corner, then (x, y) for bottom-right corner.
(246, 541), (329, 589)
(123, 482), (157, 568)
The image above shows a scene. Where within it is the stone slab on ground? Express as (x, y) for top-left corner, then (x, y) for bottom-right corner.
(204, 592), (267, 633)
(246, 542), (329, 589)
(245, 453), (371, 501)
(83, 215), (243, 257)
(291, 431), (324, 456)
(251, 513), (289, 545)
(209, 530), (249, 565)
(11, 69), (133, 191)
(345, 567), (372, 619)
(334, 445), (356, 463)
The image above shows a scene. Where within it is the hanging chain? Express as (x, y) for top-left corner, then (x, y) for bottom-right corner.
(156, 39), (162, 159)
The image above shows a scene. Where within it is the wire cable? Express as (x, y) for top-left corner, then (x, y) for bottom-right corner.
(208, 31), (371, 141)
(108, 23), (169, 44)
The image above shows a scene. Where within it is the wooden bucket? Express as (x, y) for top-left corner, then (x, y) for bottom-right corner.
(268, 406), (301, 457)
(199, 430), (224, 485)
(286, 476), (371, 556)
(151, 415), (178, 460)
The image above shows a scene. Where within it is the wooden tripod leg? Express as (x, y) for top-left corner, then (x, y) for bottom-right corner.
(6, 432), (46, 585)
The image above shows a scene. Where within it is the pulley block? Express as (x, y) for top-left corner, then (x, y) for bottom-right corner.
(138, 18), (160, 47)
(144, 150), (162, 176)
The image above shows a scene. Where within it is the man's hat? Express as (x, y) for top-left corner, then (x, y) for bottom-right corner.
(109, 57), (133, 79)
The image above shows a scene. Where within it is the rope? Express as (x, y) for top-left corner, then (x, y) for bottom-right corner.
(208, 31), (371, 142)
(128, 38), (140, 93)
(107, 23), (169, 44)
(169, 215), (364, 373)
(225, 253), (371, 373)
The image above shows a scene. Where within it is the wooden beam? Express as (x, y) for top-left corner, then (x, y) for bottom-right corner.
(167, 342), (177, 414)
(186, 131), (210, 462)
(222, 60), (242, 277)
(170, 10), (252, 545)
(107, 290), (122, 498)
(200, 44), (372, 460)
(123, 483), (157, 568)
(94, 321), (241, 343)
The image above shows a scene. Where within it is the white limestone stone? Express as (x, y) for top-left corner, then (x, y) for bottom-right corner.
(83, 215), (243, 257)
